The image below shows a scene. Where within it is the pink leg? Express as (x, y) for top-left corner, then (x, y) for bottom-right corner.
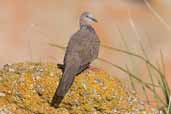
(89, 65), (99, 71)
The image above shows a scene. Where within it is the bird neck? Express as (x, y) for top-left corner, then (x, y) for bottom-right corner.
(80, 24), (95, 33)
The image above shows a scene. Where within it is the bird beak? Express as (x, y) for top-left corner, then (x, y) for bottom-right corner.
(89, 17), (98, 23)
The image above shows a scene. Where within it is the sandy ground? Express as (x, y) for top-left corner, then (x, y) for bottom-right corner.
(0, 0), (171, 84)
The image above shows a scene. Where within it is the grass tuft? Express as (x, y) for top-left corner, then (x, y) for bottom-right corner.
(102, 44), (171, 114)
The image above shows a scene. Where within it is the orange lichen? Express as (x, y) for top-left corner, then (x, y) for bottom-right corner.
(0, 62), (157, 114)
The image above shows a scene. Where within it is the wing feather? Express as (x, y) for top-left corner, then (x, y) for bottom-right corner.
(64, 30), (100, 66)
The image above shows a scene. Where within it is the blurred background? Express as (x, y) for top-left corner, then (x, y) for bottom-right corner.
(0, 0), (171, 89)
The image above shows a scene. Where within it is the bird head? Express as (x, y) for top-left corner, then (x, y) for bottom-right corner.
(80, 12), (97, 26)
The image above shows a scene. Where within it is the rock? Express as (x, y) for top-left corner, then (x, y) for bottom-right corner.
(0, 62), (157, 114)
(0, 108), (11, 114)
(0, 92), (5, 97)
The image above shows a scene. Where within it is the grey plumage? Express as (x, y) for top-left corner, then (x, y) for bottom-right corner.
(51, 12), (100, 108)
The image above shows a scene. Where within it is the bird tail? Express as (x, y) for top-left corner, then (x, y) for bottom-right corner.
(51, 71), (76, 108)
(51, 72), (71, 108)
(51, 61), (80, 108)
(51, 55), (80, 107)
(51, 95), (64, 108)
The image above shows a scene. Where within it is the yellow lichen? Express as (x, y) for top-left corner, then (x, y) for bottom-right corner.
(0, 62), (156, 114)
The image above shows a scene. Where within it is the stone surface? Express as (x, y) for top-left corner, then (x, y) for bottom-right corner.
(0, 62), (157, 114)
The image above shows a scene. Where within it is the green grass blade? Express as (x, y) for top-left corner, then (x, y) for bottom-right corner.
(167, 96), (171, 114)
(125, 65), (136, 93)
(142, 85), (150, 105)
(116, 25), (138, 92)
(49, 43), (66, 50)
(101, 44), (164, 78)
(159, 51), (170, 105)
(139, 41), (159, 101)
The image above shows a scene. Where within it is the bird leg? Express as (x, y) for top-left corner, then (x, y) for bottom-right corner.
(89, 65), (99, 71)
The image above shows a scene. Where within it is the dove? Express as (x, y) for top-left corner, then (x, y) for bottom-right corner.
(51, 12), (100, 108)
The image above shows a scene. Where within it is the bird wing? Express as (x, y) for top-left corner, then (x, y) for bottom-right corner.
(64, 30), (100, 67)
(56, 53), (80, 96)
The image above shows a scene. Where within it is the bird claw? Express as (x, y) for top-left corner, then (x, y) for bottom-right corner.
(89, 65), (99, 71)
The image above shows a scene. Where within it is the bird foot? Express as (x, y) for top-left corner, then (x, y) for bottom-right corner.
(89, 65), (99, 71)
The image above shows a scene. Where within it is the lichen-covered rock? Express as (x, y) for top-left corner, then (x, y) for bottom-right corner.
(0, 62), (156, 114)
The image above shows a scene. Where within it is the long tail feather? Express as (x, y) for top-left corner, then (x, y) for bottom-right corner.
(51, 95), (64, 108)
